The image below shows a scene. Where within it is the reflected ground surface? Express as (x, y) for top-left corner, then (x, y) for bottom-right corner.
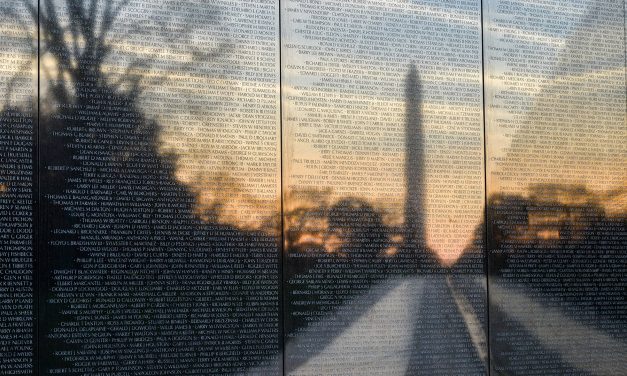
(0, 0), (624, 375)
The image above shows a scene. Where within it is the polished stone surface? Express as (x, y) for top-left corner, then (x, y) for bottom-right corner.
(0, 0), (624, 374)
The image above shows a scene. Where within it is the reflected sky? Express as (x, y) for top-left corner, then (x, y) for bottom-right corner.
(21, 0), (626, 261)
(485, 0), (626, 215)
(282, 0), (484, 265)
(0, 2), (35, 109)
(37, 0), (282, 233)
(31, 0), (487, 263)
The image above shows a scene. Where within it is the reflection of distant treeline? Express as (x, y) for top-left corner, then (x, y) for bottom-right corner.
(285, 194), (392, 264)
(487, 184), (625, 272)
(284, 192), (438, 278)
(454, 185), (626, 330)
(284, 192), (440, 342)
(284, 195), (402, 336)
(454, 184), (626, 270)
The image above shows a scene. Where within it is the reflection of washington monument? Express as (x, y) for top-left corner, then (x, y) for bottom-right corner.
(404, 63), (425, 251)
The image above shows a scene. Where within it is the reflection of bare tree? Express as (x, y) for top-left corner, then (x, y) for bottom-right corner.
(24, 1), (280, 374)
(29, 0), (227, 107)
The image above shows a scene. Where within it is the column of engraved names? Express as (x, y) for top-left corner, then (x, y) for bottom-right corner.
(485, 0), (624, 193)
(137, 0), (281, 230)
(150, 4), (283, 371)
(283, 0), (484, 373)
(41, 0), (281, 374)
(0, 1), (34, 374)
(284, 0), (484, 264)
(484, 0), (626, 374)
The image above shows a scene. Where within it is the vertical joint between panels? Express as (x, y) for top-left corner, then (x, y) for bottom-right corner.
(480, 0), (491, 375)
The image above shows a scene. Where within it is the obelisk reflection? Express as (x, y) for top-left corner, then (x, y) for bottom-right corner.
(404, 63), (426, 259)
